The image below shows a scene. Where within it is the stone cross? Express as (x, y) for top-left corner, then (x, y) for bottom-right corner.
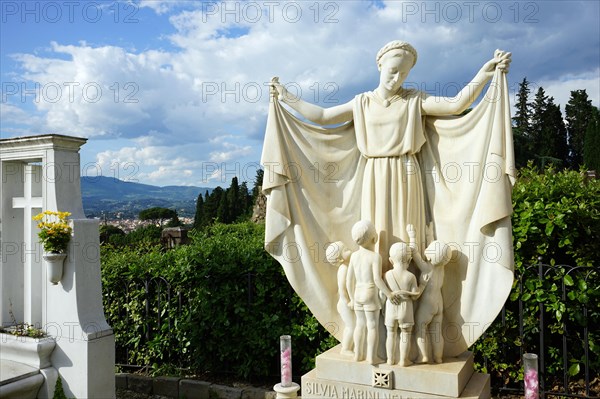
(11, 164), (43, 327)
(1, 134), (116, 398)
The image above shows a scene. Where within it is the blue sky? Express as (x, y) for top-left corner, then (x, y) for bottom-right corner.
(1, 1), (599, 187)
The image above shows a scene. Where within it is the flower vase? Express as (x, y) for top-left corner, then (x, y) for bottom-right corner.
(43, 252), (67, 285)
(523, 353), (539, 399)
(280, 335), (292, 387)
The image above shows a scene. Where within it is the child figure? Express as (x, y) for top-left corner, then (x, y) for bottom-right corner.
(408, 224), (452, 364)
(326, 241), (355, 355)
(384, 241), (424, 366)
(346, 220), (396, 364)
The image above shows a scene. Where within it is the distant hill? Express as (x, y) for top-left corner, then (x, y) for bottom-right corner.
(81, 176), (212, 219)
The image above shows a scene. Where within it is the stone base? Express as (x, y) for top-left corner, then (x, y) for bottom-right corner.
(303, 369), (490, 399)
(302, 345), (490, 399)
(0, 360), (44, 399)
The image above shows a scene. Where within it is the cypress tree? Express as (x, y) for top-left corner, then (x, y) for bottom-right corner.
(252, 169), (264, 202)
(204, 187), (223, 224)
(544, 99), (568, 167)
(239, 181), (251, 217)
(583, 107), (600, 172)
(227, 177), (240, 222)
(193, 193), (205, 229)
(566, 89), (594, 167)
(512, 78), (532, 167)
(217, 191), (230, 223)
(530, 87), (549, 163)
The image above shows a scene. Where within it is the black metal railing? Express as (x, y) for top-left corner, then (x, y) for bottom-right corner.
(490, 261), (597, 398)
(105, 263), (597, 397)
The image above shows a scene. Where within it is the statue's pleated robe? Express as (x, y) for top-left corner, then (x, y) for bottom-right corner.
(262, 69), (515, 356)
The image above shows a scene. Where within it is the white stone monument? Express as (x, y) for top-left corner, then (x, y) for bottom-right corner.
(0, 134), (115, 398)
(263, 42), (515, 398)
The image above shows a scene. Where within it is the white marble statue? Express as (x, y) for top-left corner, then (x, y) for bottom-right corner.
(345, 221), (397, 364)
(262, 40), (515, 359)
(325, 241), (355, 355)
(383, 241), (423, 367)
(411, 237), (452, 364)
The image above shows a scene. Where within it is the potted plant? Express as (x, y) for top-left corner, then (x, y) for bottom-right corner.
(33, 211), (72, 285)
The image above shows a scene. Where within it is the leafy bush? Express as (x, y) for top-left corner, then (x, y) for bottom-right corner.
(472, 165), (599, 391)
(101, 166), (599, 389)
(101, 222), (336, 379)
(106, 224), (162, 246)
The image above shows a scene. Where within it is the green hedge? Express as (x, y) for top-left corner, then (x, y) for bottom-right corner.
(471, 166), (599, 390)
(101, 166), (599, 388)
(101, 222), (336, 379)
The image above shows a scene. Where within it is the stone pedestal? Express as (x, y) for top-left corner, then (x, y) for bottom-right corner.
(0, 134), (115, 398)
(302, 345), (490, 399)
(274, 382), (300, 399)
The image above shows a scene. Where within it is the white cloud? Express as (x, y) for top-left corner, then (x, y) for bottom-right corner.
(136, 0), (194, 15)
(4, 1), (599, 185)
(539, 69), (600, 110)
(209, 141), (253, 162)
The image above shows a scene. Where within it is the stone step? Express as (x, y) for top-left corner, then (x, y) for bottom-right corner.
(0, 359), (44, 399)
(315, 345), (475, 397)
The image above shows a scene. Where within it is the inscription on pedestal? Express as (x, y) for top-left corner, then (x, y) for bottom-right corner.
(303, 368), (491, 399)
(304, 381), (407, 399)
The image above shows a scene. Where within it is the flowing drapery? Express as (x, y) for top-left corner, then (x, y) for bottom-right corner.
(261, 70), (515, 356)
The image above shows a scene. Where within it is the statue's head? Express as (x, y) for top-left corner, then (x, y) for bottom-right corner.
(352, 220), (377, 247)
(389, 241), (412, 264)
(376, 41), (417, 94)
(376, 40), (418, 71)
(424, 241), (452, 266)
(326, 241), (351, 266)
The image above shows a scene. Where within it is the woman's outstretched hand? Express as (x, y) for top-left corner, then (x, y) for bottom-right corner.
(270, 76), (287, 102)
(481, 50), (512, 77)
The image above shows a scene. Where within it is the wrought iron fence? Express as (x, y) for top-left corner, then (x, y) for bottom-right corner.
(107, 272), (259, 372)
(105, 263), (597, 397)
(106, 274), (186, 370)
(487, 261), (597, 398)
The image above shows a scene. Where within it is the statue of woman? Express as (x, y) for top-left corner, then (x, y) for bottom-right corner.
(262, 41), (515, 358)
(271, 41), (510, 268)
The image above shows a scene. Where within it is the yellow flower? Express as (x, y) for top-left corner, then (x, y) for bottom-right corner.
(32, 210), (72, 253)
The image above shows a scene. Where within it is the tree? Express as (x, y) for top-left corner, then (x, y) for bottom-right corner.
(227, 176), (240, 222)
(565, 89), (594, 167)
(583, 107), (600, 172)
(530, 86), (548, 159)
(217, 191), (230, 223)
(512, 78), (533, 167)
(194, 178), (257, 228)
(165, 213), (182, 227)
(543, 98), (568, 167)
(99, 224), (125, 244)
(530, 90), (566, 168)
(139, 207), (177, 227)
(252, 168), (264, 202)
(204, 187), (223, 224)
(193, 193), (205, 229)
(239, 181), (251, 218)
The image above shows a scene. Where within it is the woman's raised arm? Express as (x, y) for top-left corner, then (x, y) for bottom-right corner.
(271, 78), (353, 125)
(422, 50), (511, 116)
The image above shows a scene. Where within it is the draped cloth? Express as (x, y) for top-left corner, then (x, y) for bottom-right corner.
(261, 69), (515, 357)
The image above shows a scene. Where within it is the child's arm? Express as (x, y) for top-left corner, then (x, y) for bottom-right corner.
(338, 266), (351, 304)
(372, 255), (394, 300)
(346, 260), (356, 309)
(413, 272), (431, 300)
(407, 224), (429, 272)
